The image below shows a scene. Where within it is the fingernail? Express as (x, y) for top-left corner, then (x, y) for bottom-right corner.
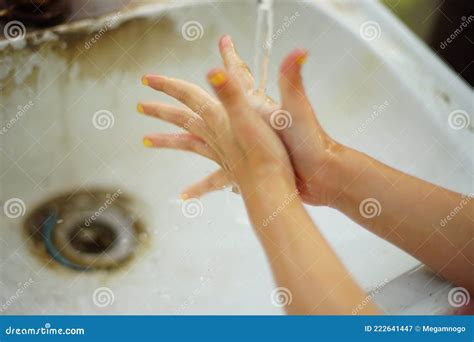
(143, 138), (153, 147)
(296, 55), (307, 66)
(220, 34), (232, 48)
(141, 77), (149, 86)
(208, 72), (226, 87)
(180, 193), (189, 201)
(137, 103), (145, 114)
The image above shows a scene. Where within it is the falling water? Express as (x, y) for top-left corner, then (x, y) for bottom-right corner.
(254, 0), (274, 95)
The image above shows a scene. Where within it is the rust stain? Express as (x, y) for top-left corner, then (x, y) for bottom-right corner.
(23, 188), (151, 275)
(1, 13), (215, 97)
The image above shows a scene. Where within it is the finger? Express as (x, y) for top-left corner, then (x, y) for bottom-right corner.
(143, 133), (220, 163)
(279, 49), (309, 105)
(137, 102), (208, 138)
(219, 35), (254, 91)
(278, 49), (323, 132)
(207, 68), (263, 150)
(142, 74), (221, 126)
(181, 169), (232, 199)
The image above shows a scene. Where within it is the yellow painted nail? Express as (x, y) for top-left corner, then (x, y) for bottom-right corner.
(143, 138), (153, 147)
(180, 193), (189, 201)
(141, 77), (149, 86)
(137, 103), (144, 114)
(296, 55), (307, 65)
(209, 72), (226, 87)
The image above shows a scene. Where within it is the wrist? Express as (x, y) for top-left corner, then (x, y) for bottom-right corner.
(237, 160), (296, 194)
(238, 165), (300, 208)
(315, 143), (361, 208)
(241, 173), (297, 201)
(241, 177), (307, 239)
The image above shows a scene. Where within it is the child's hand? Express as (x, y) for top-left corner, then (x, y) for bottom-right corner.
(140, 62), (296, 200)
(139, 35), (342, 205)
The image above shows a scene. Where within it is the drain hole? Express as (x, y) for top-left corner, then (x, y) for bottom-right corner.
(69, 222), (117, 254)
(24, 189), (148, 271)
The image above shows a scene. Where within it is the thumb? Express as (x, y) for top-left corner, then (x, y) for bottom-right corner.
(278, 49), (317, 125)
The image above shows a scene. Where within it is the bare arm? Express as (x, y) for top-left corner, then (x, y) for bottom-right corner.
(206, 66), (378, 315)
(265, 42), (474, 293)
(242, 177), (379, 314)
(318, 146), (474, 292)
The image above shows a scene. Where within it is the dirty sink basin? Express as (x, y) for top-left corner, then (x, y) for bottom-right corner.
(0, 0), (472, 314)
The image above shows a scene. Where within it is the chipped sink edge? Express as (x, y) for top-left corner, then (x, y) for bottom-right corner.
(1, 0), (471, 105)
(2, 0), (469, 138)
(0, 0), (195, 50)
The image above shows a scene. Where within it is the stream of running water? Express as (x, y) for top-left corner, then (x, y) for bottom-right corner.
(254, 0), (274, 95)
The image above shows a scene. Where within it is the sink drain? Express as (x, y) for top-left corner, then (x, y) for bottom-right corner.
(68, 222), (117, 254)
(24, 189), (147, 271)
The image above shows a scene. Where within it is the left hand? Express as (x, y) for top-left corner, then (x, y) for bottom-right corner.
(139, 37), (295, 199)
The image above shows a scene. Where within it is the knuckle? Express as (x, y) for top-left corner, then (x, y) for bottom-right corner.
(222, 87), (240, 105)
(174, 111), (189, 126)
(175, 89), (190, 103)
(237, 61), (249, 71)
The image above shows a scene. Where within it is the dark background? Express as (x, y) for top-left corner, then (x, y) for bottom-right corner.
(384, 0), (473, 86)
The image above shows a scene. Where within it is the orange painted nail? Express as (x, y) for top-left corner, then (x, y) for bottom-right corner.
(137, 103), (145, 114)
(143, 138), (153, 147)
(141, 77), (149, 86)
(296, 55), (307, 65)
(208, 72), (226, 87)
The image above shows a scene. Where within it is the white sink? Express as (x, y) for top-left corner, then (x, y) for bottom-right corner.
(0, 0), (472, 314)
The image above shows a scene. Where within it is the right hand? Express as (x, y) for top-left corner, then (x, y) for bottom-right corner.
(139, 35), (346, 206)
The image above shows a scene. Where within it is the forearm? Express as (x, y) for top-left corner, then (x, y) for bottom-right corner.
(322, 146), (474, 291)
(240, 176), (379, 315)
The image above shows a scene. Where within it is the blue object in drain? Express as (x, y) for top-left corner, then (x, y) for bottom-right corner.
(42, 210), (88, 271)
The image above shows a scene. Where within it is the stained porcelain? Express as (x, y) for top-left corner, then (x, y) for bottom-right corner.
(0, 0), (472, 314)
